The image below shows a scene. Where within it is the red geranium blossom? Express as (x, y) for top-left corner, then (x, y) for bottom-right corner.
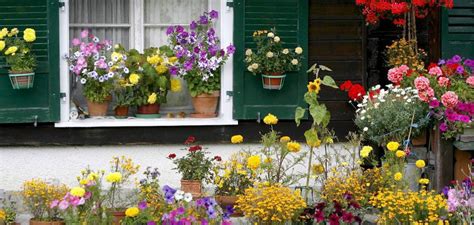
(391, 2), (408, 14)
(168, 153), (176, 159)
(184, 136), (196, 144)
(348, 84), (366, 101)
(213, 155), (222, 161)
(339, 80), (353, 91)
(189, 145), (202, 152)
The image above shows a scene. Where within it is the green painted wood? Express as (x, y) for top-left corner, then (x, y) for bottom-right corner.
(441, 0), (474, 58)
(233, 0), (309, 120)
(0, 0), (60, 123)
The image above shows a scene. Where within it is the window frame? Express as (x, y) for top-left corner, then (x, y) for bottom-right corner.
(56, 0), (237, 127)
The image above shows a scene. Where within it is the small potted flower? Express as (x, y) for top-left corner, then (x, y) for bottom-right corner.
(168, 136), (217, 197)
(245, 29), (303, 90)
(110, 45), (133, 118)
(166, 10), (234, 117)
(0, 27), (37, 89)
(20, 178), (68, 225)
(68, 30), (123, 117)
(0, 193), (20, 225)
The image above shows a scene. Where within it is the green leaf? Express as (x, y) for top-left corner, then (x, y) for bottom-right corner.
(294, 107), (306, 127)
(304, 129), (319, 146)
(156, 76), (168, 89)
(322, 76), (338, 89)
(322, 110), (331, 128)
(304, 92), (318, 105)
(309, 104), (327, 125)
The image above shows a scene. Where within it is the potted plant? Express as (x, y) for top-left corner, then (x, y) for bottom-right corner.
(245, 29), (304, 90)
(0, 27), (37, 89)
(68, 30), (125, 117)
(167, 136), (217, 197)
(166, 10), (234, 117)
(20, 178), (68, 225)
(0, 193), (20, 225)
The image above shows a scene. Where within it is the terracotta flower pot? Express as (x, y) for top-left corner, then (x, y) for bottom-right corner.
(137, 103), (160, 114)
(261, 72), (286, 90)
(29, 220), (65, 225)
(412, 130), (427, 146)
(191, 91), (219, 118)
(114, 106), (129, 118)
(215, 195), (243, 217)
(110, 210), (125, 225)
(181, 180), (202, 198)
(87, 96), (111, 117)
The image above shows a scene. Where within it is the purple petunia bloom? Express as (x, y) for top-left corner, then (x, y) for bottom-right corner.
(176, 207), (185, 215)
(199, 15), (208, 24)
(440, 122), (448, 132)
(452, 55), (462, 63)
(457, 115), (470, 123)
(201, 219), (209, 225)
(456, 65), (465, 74)
(438, 59), (446, 65)
(184, 60), (193, 71)
(176, 25), (184, 33)
(429, 99), (440, 108)
(166, 26), (174, 35)
(169, 66), (178, 75)
(138, 201), (147, 210)
(146, 221), (156, 225)
(226, 44), (236, 55)
(209, 10), (219, 19)
(190, 21), (198, 30)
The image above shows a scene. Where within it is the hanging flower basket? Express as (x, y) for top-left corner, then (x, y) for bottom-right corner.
(261, 73), (286, 90)
(9, 72), (35, 89)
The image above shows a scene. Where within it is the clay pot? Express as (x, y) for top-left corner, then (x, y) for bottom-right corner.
(110, 210), (125, 225)
(191, 91), (219, 117)
(114, 106), (129, 118)
(215, 195), (243, 217)
(87, 96), (112, 117)
(412, 130), (427, 146)
(29, 220), (65, 225)
(262, 72), (286, 90)
(181, 180), (202, 198)
(137, 103), (160, 114)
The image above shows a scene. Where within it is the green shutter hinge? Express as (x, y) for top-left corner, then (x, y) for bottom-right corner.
(226, 91), (233, 97)
(226, 0), (234, 8)
(58, 1), (65, 8)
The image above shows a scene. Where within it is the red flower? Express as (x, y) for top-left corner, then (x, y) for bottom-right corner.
(428, 62), (438, 70)
(213, 156), (222, 161)
(168, 153), (176, 159)
(341, 211), (354, 223)
(406, 69), (413, 77)
(329, 213), (340, 225)
(393, 18), (406, 26)
(314, 210), (325, 222)
(348, 84), (366, 101)
(365, 10), (379, 24)
(355, 0), (367, 5)
(339, 80), (353, 91)
(391, 2), (408, 14)
(184, 136), (196, 144)
(189, 145), (202, 152)
(444, 0), (453, 9)
(413, 0), (427, 7)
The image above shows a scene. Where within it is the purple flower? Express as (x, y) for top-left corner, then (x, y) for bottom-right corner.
(429, 99), (440, 108)
(176, 25), (184, 33)
(209, 10), (219, 19)
(146, 221), (156, 225)
(166, 26), (174, 35)
(184, 60), (193, 71)
(438, 59), (446, 65)
(201, 219), (209, 225)
(199, 15), (208, 24)
(190, 21), (198, 30)
(457, 115), (470, 123)
(176, 206), (185, 215)
(195, 198), (204, 206)
(464, 59), (474, 69)
(440, 122), (448, 132)
(80, 30), (89, 38)
(452, 55), (462, 63)
(138, 201), (148, 210)
(169, 66), (178, 75)
(442, 186), (450, 196)
(226, 44), (236, 55)
(456, 65), (465, 74)
(72, 38), (81, 46)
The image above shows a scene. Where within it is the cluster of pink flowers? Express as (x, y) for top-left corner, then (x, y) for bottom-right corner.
(50, 191), (91, 210)
(387, 65), (410, 85)
(441, 91), (459, 109)
(414, 76), (434, 102)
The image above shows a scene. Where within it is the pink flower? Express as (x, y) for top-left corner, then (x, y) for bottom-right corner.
(72, 38), (81, 46)
(429, 66), (443, 76)
(438, 76), (450, 87)
(80, 30), (89, 38)
(58, 200), (69, 210)
(441, 91), (459, 108)
(414, 76), (431, 90)
(418, 87), (434, 102)
(467, 76), (474, 87)
(387, 68), (403, 84)
(50, 200), (59, 208)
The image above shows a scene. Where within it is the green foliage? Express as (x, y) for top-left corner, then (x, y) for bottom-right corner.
(83, 79), (113, 103)
(171, 142), (216, 182)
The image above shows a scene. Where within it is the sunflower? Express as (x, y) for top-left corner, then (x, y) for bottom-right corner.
(307, 81), (320, 93)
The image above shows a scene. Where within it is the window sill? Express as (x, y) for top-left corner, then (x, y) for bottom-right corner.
(54, 116), (238, 128)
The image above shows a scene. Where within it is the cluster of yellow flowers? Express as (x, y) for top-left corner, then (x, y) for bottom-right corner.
(125, 206), (140, 217)
(386, 38), (427, 71)
(247, 155), (261, 170)
(307, 78), (322, 94)
(146, 51), (178, 75)
(263, 113), (278, 125)
(213, 151), (257, 195)
(235, 184), (306, 223)
(0, 209), (5, 220)
(231, 134), (244, 144)
(370, 189), (448, 223)
(360, 146), (373, 158)
(0, 28), (36, 55)
(286, 141), (301, 153)
(109, 156), (140, 183)
(21, 178), (68, 218)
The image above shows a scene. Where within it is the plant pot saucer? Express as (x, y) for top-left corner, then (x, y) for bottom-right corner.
(114, 116), (129, 119)
(190, 113), (217, 118)
(135, 114), (161, 118)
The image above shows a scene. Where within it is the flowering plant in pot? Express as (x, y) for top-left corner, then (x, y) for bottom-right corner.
(245, 29), (304, 90)
(110, 45), (133, 118)
(136, 167), (166, 223)
(166, 10), (235, 117)
(20, 178), (68, 225)
(0, 27), (37, 89)
(68, 30), (125, 117)
(442, 176), (474, 224)
(167, 136), (218, 197)
(0, 193), (19, 225)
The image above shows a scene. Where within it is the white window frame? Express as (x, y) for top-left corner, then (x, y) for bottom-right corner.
(55, 0), (237, 127)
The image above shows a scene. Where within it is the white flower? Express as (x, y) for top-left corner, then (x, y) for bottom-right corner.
(266, 51), (274, 58)
(114, 44), (120, 49)
(98, 76), (104, 82)
(282, 49), (289, 54)
(291, 59), (298, 65)
(361, 116), (365, 120)
(295, 47), (303, 54)
(251, 63), (259, 70)
(183, 193), (193, 202)
(80, 78), (87, 84)
(245, 49), (252, 56)
(107, 62), (114, 67)
(107, 72), (114, 78)
(407, 98), (412, 103)
(247, 65), (253, 72)
(273, 36), (280, 42)
(374, 103), (380, 108)
(123, 67), (129, 74)
(93, 37), (100, 43)
(361, 110), (366, 114)
(93, 55), (99, 60)
(363, 127), (368, 132)
(267, 32), (274, 38)
(396, 94), (401, 98)
(174, 190), (184, 201)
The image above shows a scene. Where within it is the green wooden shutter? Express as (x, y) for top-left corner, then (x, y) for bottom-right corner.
(441, 0), (474, 58)
(233, 0), (309, 120)
(0, 0), (60, 123)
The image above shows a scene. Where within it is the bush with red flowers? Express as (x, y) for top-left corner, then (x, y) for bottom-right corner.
(339, 80), (366, 102)
(168, 136), (219, 182)
(312, 193), (363, 225)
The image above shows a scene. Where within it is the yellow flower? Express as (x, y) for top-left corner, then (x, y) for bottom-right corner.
(419, 178), (430, 185)
(295, 47), (303, 54)
(70, 187), (86, 197)
(147, 93), (157, 104)
(4, 46), (18, 55)
(0, 41), (5, 51)
(247, 155), (261, 170)
(170, 78), (181, 92)
(312, 164), (324, 175)
(155, 64), (168, 74)
(0, 28), (8, 39)
(231, 135), (244, 144)
(23, 28), (36, 42)
(147, 55), (162, 65)
(263, 113), (278, 125)
(280, 136), (291, 143)
(111, 52), (123, 61)
(395, 150), (406, 158)
(129, 73), (140, 85)
(360, 146), (373, 158)
(168, 56), (178, 64)
(287, 141), (301, 153)
(0, 209), (5, 220)
(307, 138), (322, 148)
(106, 172), (122, 183)
(324, 136), (334, 144)
(386, 141), (400, 151)
(8, 28), (19, 37)
(87, 172), (98, 181)
(307, 81), (320, 94)
(79, 179), (88, 185)
(394, 172), (403, 181)
(125, 207), (140, 217)
(416, 160), (426, 168)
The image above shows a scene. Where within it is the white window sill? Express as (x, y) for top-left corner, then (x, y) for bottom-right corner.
(54, 116), (238, 128)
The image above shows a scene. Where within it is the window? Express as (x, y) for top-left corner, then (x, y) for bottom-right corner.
(57, 0), (236, 127)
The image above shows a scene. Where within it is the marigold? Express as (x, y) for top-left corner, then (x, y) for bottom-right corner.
(263, 113), (278, 125)
(70, 187), (86, 197)
(395, 150), (406, 158)
(286, 141), (301, 153)
(23, 28), (36, 42)
(170, 78), (181, 92)
(125, 207), (139, 217)
(129, 73), (140, 85)
(419, 178), (430, 185)
(280, 136), (291, 143)
(0, 41), (5, 51)
(416, 160), (426, 168)
(394, 172), (403, 181)
(386, 141), (400, 151)
(0, 209), (5, 220)
(231, 135), (244, 144)
(106, 172), (122, 183)
(247, 155), (261, 170)
(360, 146), (373, 158)
(4, 46), (17, 55)
(155, 64), (168, 74)
(147, 55), (162, 65)
(147, 93), (157, 104)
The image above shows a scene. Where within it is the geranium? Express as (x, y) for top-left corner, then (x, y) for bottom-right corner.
(441, 91), (459, 108)
(344, 83), (365, 101)
(387, 65), (409, 84)
(339, 80), (353, 91)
